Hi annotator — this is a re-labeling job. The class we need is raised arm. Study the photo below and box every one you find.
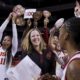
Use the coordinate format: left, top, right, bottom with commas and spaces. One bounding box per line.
11, 14, 18, 56
0, 13, 12, 41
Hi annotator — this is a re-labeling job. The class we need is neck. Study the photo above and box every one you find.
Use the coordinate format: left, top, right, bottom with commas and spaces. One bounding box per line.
33, 45, 42, 54
34, 45, 40, 50
65, 41, 79, 58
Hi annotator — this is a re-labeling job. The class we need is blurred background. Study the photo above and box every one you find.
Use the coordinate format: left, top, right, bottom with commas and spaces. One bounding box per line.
0, 0, 76, 65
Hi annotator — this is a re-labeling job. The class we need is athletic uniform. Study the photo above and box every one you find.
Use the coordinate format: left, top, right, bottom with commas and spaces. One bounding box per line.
0, 47, 7, 80
61, 51, 80, 80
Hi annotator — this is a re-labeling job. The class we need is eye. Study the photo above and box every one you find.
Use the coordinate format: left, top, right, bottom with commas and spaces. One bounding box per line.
37, 34, 40, 37
31, 35, 35, 37
3, 39, 6, 41
8, 40, 10, 41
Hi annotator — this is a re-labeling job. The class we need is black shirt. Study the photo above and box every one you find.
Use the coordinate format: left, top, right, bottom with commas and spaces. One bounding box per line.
27, 48, 56, 75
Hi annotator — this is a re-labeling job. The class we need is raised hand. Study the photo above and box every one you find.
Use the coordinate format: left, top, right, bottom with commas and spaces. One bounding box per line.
8, 12, 13, 20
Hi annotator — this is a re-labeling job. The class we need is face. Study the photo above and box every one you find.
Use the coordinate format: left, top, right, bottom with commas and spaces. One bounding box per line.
74, 1, 80, 17
30, 30, 41, 47
59, 25, 67, 49
52, 36, 58, 44
13, 5, 20, 13
50, 36, 61, 50
13, 5, 24, 16
43, 10, 51, 18
2, 36, 12, 49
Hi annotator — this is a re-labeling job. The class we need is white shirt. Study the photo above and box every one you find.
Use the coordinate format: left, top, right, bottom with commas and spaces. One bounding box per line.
0, 47, 7, 80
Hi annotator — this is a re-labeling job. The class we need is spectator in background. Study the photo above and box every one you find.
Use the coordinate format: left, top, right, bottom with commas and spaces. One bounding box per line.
47, 18, 69, 80
74, 0, 80, 17
21, 28, 55, 75
0, 12, 18, 80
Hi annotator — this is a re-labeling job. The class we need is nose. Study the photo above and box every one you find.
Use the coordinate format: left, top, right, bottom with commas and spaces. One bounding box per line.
34, 36, 38, 39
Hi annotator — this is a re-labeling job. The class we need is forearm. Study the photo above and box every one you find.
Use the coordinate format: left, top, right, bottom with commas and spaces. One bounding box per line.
0, 17, 10, 31
12, 21, 18, 56
0, 17, 10, 41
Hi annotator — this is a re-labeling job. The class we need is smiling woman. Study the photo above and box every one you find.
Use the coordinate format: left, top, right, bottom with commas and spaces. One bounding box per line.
21, 28, 55, 75
21, 28, 46, 52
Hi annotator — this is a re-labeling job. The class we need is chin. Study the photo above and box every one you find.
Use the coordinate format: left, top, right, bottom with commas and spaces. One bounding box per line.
33, 43, 40, 46
32, 41, 40, 46
5, 46, 10, 49
35, 44, 40, 46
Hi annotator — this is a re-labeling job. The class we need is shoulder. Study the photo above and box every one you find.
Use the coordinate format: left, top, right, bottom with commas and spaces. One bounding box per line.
66, 59, 80, 80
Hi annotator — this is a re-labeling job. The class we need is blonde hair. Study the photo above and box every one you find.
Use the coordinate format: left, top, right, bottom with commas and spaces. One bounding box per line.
21, 28, 46, 51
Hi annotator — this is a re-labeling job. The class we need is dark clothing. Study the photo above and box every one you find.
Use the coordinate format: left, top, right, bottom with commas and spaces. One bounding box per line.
42, 27, 50, 45
27, 48, 56, 75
